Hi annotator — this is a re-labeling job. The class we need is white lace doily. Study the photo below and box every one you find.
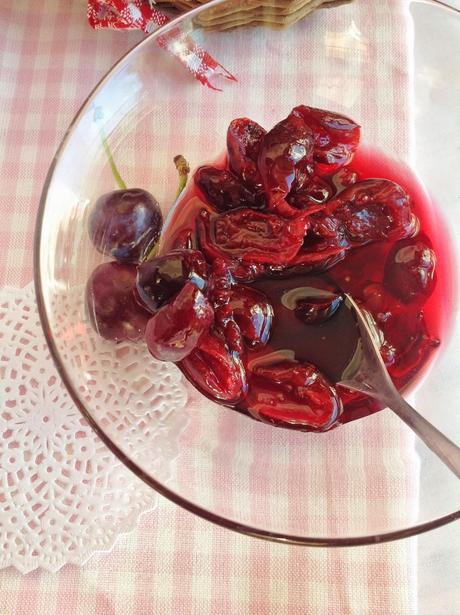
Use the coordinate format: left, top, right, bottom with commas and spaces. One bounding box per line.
0, 282, 188, 573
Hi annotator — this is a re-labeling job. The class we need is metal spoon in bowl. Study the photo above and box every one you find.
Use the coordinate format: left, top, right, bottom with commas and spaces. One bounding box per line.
338, 294, 460, 479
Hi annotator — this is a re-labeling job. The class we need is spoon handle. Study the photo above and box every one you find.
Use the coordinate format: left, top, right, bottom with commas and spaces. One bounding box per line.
384, 393, 460, 479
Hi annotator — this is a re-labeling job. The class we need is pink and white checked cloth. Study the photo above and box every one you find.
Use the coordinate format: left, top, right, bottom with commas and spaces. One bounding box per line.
0, 0, 423, 613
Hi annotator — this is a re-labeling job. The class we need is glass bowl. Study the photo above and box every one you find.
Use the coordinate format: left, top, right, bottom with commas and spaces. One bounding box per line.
35, 0, 460, 545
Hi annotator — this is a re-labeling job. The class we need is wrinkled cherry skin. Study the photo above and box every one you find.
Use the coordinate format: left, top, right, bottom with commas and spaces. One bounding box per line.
284, 214, 348, 271
244, 361, 342, 430
285, 179, 416, 272
330, 179, 418, 244
258, 112, 314, 216
136, 249, 208, 313
197, 208, 308, 266
196, 175, 418, 277
384, 235, 437, 303
227, 118, 266, 188
179, 331, 247, 404
195, 166, 263, 212
86, 261, 150, 342
305, 212, 350, 251
88, 188, 162, 263
292, 105, 360, 169
145, 282, 214, 362
207, 257, 244, 356
229, 285, 273, 347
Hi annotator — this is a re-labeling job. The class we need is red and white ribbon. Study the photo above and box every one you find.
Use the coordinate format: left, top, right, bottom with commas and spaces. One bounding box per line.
88, 0, 236, 90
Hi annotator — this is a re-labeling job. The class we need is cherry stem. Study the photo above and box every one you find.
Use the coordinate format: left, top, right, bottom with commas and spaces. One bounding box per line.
101, 131, 127, 191
143, 154, 190, 263
174, 154, 190, 199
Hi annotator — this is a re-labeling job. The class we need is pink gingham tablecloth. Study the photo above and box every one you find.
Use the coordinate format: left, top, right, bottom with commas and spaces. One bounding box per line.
0, 0, 430, 612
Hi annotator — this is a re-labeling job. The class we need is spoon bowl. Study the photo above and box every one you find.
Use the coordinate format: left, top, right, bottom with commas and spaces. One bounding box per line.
339, 294, 460, 479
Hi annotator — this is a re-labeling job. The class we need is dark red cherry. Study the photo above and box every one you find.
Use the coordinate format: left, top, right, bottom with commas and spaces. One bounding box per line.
145, 282, 214, 362
86, 261, 150, 341
197, 208, 308, 267
136, 249, 208, 313
227, 118, 266, 187
331, 179, 418, 244
179, 331, 247, 404
245, 360, 342, 430
292, 105, 360, 169
88, 188, 162, 263
275, 275, 343, 325
384, 236, 436, 303
294, 291, 343, 324
195, 166, 262, 212
258, 112, 314, 216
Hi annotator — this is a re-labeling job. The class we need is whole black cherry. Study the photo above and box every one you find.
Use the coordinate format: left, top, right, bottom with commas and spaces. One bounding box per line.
88, 188, 163, 264
86, 261, 151, 342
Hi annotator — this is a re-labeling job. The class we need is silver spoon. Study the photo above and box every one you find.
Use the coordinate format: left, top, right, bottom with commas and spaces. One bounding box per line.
338, 294, 460, 479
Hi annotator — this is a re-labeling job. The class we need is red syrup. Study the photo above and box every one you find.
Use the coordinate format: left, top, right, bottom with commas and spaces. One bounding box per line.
160, 146, 454, 429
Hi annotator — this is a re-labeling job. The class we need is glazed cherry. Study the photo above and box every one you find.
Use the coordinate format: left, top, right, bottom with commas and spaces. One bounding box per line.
292, 105, 360, 169
274, 275, 343, 325
258, 112, 314, 216
136, 249, 208, 313
197, 208, 308, 266
294, 291, 343, 325
86, 261, 150, 341
244, 361, 342, 430
145, 282, 214, 362
331, 179, 418, 244
229, 285, 273, 347
88, 188, 162, 263
179, 331, 247, 404
195, 166, 262, 212
384, 236, 436, 303
227, 117, 266, 187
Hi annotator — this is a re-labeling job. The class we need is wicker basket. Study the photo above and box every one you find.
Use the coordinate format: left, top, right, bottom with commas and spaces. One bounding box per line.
154, 0, 351, 30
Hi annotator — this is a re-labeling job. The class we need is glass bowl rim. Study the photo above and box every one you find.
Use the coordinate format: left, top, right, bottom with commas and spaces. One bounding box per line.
34, 0, 460, 547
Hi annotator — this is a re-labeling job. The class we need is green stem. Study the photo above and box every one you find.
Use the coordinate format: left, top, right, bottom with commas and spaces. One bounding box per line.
143, 155, 190, 263
174, 155, 190, 199
101, 131, 127, 190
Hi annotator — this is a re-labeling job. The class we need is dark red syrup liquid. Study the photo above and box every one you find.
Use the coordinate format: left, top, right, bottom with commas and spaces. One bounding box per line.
161, 147, 454, 427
